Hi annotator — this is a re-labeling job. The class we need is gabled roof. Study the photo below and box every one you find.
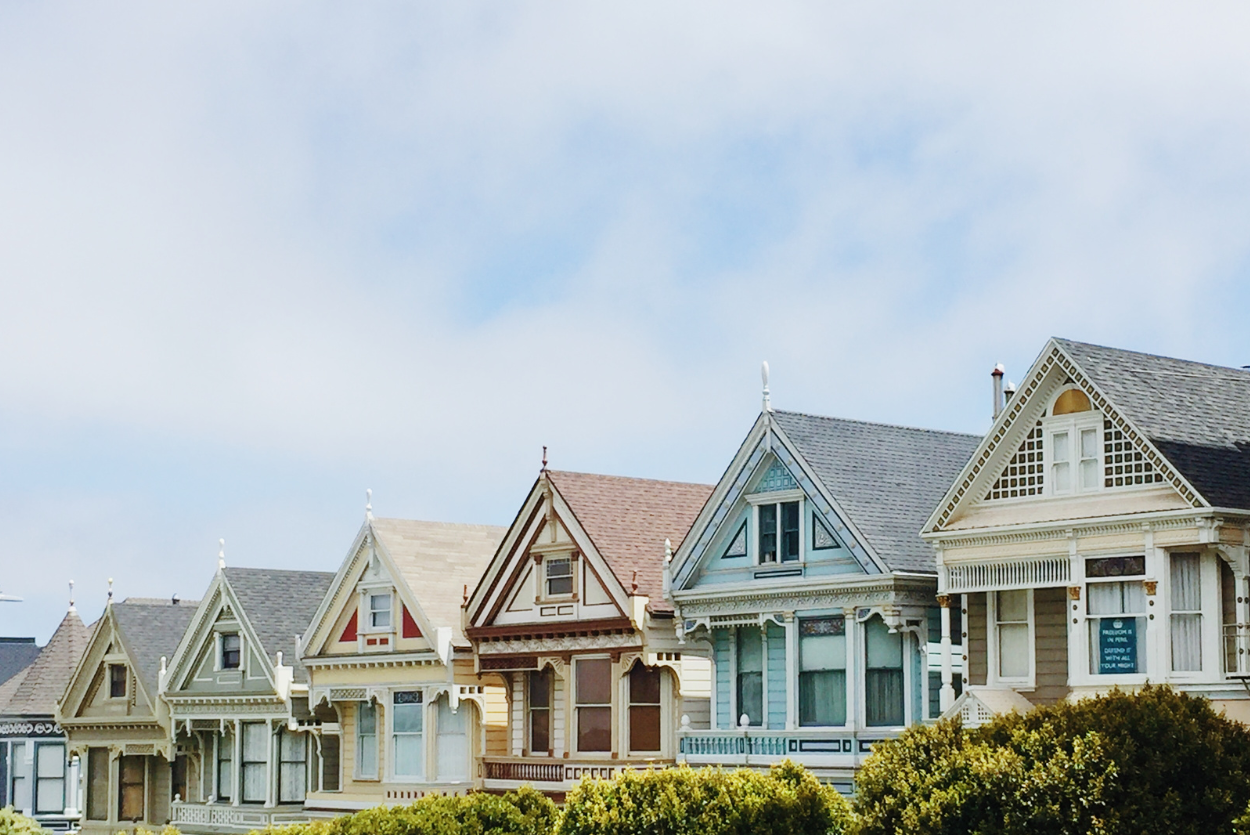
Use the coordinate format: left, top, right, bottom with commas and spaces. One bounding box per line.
1055, 339, 1250, 511
546, 470, 714, 613
111, 598, 199, 699
370, 518, 506, 644
0, 637, 40, 687
222, 568, 334, 683
0, 610, 89, 717
772, 411, 981, 574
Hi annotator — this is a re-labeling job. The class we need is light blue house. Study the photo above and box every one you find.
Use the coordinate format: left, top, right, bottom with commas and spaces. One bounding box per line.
667, 375, 979, 789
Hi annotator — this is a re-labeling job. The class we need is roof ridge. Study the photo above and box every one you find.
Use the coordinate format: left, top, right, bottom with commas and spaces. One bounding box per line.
546, 469, 714, 489
372, 517, 507, 529
772, 409, 982, 439
1054, 337, 1250, 376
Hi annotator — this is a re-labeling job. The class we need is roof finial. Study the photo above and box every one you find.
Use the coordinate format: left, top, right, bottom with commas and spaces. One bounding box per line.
107, 577, 114, 603
541, 445, 548, 473
462, 584, 469, 606
665, 538, 673, 563
631, 570, 639, 595
218, 538, 226, 571
68, 579, 75, 613
365, 488, 373, 521
761, 361, 772, 413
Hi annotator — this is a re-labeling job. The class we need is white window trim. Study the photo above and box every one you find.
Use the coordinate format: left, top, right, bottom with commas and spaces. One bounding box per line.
747, 490, 806, 566
541, 555, 577, 602
356, 585, 395, 636
387, 689, 426, 784
1043, 411, 1102, 498
1165, 550, 1221, 682
986, 589, 1036, 690
1080, 556, 1150, 684
623, 665, 669, 757
354, 700, 380, 781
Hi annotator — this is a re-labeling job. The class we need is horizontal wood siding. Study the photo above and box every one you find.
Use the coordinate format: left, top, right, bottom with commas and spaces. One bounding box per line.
1027, 586, 1070, 705
966, 592, 987, 687
713, 630, 731, 730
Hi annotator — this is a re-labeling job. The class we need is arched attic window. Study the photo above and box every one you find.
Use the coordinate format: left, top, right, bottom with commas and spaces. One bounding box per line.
1052, 388, 1092, 415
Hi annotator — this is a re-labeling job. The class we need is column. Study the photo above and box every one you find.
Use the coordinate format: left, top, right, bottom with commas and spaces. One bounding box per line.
264, 722, 275, 808
938, 595, 955, 711
784, 613, 798, 730
842, 610, 859, 733
231, 720, 241, 807
759, 624, 769, 730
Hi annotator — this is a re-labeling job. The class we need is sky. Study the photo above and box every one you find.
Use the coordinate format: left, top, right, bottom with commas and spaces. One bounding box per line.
3, 3, 1250, 643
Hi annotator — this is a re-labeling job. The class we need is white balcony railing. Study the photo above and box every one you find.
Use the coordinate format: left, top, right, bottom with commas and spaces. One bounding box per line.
677, 727, 898, 770
170, 802, 321, 832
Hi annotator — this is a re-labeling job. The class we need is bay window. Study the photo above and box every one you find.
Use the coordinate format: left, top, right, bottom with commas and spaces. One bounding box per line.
1086, 556, 1146, 675
528, 669, 551, 754
575, 658, 612, 752
735, 628, 763, 726
628, 664, 662, 753
799, 617, 846, 727
392, 691, 423, 780
864, 618, 904, 727
1170, 552, 1202, 673
356, 701, 378, 779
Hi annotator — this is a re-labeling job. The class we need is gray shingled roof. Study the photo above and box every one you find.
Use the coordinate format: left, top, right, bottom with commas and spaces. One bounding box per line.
772, 410, 981, 574
112, 598, 199, 699
0, 638, 40, 687
0, 611, 89, 717
1057, 339, 1250, 511
223, 568, 334, 683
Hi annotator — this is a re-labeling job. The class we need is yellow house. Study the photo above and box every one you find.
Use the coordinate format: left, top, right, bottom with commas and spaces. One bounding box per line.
298, 515, 505, 811
924, 339, 1250, 724
57, 597, 198, 835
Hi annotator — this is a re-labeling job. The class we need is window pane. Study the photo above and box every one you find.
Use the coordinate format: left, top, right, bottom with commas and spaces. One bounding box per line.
577, 706, 612, 752
629, 665, 661, 705
242, 763, 266, 803
737, 671, 763, 726
118, 756, 145, 820
736, 628, 763, 672
87, 748, 109, 821
279, 763, 305, 803
436, 697, 469, 782
998, 623, 1029, 678
1053, 431, 1070, 462
780, 501, 800, 562
242, 722, 267, 762
799, 669, 846, 727
997, 589, 1028, 623
865, 618, 902, 670
629, 705, 661, 752
1080, 458, 1099, 490
110, 665, 127, 698
370, 594, 391, 628
865, 669, 904, 727
36, 744, 64, 779
1171, 553, 1201, 611
530, 708, 550, 753
393, 735, 422, 779
1080, 427, 1098, 459
357, 701, 376, 734
758, 504, 777, 562
576, 659, 612, 706
358, 731, 377, 779
800, 619, 846, 671
280, 730, 306, 763
546, 559, 573, 596
320, 736, 340, 792
1171, 612, 1202, 672
1054, 461, 1071, 492
529, 669, 550, 708
393, 698, 423, 734
1088, 581, 1147, 615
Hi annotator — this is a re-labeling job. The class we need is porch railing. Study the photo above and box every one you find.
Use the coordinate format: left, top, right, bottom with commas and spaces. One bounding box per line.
677, 727, 894, 768
170, 802, 320, 832
481, 757, 669, 788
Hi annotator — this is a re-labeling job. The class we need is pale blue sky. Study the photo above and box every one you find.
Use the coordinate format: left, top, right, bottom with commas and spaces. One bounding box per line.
3, 3, 1250, 642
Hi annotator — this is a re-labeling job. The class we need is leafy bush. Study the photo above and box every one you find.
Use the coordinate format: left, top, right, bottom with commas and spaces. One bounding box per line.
856, 685, 1250, 835
254, 788, 558, 835
557, 760, 854, 835
0, 808, 44, 835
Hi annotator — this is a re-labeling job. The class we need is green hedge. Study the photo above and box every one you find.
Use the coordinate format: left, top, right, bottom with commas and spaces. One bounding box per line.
854, 685, 1250, 835
254, 788, 558, 835
0, 808, 44, 835
557, 761, 854, 835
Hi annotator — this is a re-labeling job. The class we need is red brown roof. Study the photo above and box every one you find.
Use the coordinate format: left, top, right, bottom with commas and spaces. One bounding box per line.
545, 470, 713, 614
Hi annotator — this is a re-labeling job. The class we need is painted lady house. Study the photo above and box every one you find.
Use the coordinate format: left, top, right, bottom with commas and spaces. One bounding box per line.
163, 559, 334, 833
297, 511, 506, 810
925, 340, 1250, 725
667, 369, 980, 789
57, 594, 197, 835
464, 468, 713, 798
0, 599, 89, 829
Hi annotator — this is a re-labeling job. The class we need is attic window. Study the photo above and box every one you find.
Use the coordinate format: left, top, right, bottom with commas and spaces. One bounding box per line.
1103, 420, 1165, 487
221, 634, 241, 670
546, 558, 573, 597
369, 594, 392, 629
109, 664, 126, 698
1052, 389, 1092, 415
985, 423, 1044, 501
759, 501, 800, 564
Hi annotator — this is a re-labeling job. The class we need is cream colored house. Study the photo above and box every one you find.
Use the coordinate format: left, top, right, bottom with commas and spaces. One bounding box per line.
924, 339, 1250, 724
298, 516, 506, 811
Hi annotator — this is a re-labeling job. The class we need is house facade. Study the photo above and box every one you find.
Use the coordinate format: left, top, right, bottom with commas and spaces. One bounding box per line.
298, 517, 506, 810
464, 469, 714, 798
924, 339, 1250, 724
667, 395, 979, 790
164, 566, 335, 834
57, 597, 197, 835
0, 608, 89, 830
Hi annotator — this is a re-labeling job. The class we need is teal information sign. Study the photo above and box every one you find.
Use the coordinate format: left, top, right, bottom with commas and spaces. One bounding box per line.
1098, 617, 1139, 674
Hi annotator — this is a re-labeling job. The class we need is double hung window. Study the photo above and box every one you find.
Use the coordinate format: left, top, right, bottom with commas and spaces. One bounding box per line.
356, 701, 378, 779
10, 743, 29, 812
1170, 552, 1203, 673
109, 664, 127, 698
1086, 556, 1147, 675
575, 659, 612, 752
735, 628, 763, 726
758, 501, 800, 563
546, 558, 573, 597
995, 590, 1031, 680
216, 731, 233, 801
799, 617, 847, 727
278, 730, 306, 803
369, 594, 391, 629
628, 665, 662, 753
240, 722, 267, 803
221, 634, 241, 669
34, 743, 65, 814
435, 695, 469, 781
528, 669, 551, 754
864, 618, 904, 727
392, 691, 424, 780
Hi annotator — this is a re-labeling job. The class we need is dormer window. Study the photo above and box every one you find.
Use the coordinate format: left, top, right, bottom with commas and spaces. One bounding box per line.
109, 664, 126, 698
546, 558, 573, 597
221, 634, 241, 669
758, 501, 800, 564
369, 593, 392, 629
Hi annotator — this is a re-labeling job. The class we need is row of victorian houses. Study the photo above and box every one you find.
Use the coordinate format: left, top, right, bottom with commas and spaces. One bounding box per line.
3, 337, 1250, 833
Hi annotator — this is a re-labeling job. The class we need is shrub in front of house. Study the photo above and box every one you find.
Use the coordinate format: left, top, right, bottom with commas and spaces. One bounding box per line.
855, 684, 1250, 835
253, 787, 559, 835
0, 808, 45, 835
557, 760, 855, 835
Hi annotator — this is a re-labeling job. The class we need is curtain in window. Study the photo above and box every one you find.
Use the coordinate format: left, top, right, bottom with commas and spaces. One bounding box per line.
628, 665, 662, 752
865, 618, 904, 727
799, 618, 846, 726
217, 732, 233, 801
392, 693, 424, 780
1171, 553, 1202, 672
1088, 580, 1146, 674
278, 731, 306, 804
996, 590, 1030, 679
435, 695, 469, 782
529, 669, 551, 753
356, 702, 378, 779
736, 628, 764, 726
117, 756, 145, 821
86, 748, 108, 821
35, 743, 65, 814
241, 722, 267, 803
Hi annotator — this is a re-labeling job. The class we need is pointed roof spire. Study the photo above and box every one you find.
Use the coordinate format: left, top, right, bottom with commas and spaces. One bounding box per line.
762, 361, 773, 413
541, 445, 548, 473
366, 488, 374, 521
218, 538, 226, 571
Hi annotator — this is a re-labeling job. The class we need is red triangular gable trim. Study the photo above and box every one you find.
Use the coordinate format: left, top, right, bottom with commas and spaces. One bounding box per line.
339, 609, 358, 643
402, 606, 421, 639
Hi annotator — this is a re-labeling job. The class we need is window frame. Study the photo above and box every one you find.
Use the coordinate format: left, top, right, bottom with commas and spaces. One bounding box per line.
355, 700, 379, 780
798, 616, 848, 728
220, 633, 242, 670
626, 663, 663, 755
389, 690, 424, 782
527, 668, 552, 756
544, 557, 575, 599
987, 588, 1036, 689
239, 721, 268, 804
108, 664, 127, 699
278, 729, 307, 804
574, 656, 613, 755
747, 490, 805, 566
33, 741, 66, 815
1083, 555, 1149, 680
216, 730, 234, 802
117, 754, 146, 822
368, 592, 393, 631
